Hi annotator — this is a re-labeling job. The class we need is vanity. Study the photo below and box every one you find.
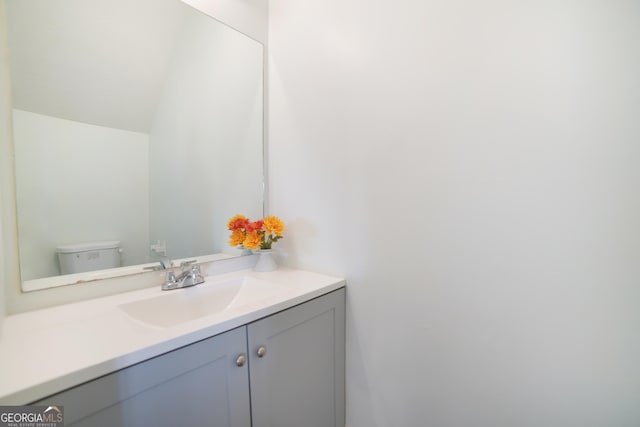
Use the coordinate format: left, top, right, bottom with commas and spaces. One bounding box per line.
0, 268, 345, 427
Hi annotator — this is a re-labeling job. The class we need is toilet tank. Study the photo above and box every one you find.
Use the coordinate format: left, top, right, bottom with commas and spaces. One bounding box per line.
56, 241, 122, 275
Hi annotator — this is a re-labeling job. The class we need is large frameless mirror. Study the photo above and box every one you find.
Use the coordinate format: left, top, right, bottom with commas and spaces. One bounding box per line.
4, 0, 264, 291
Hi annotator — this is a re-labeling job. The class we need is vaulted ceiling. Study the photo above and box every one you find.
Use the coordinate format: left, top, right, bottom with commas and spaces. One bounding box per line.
6, 0, 191, 133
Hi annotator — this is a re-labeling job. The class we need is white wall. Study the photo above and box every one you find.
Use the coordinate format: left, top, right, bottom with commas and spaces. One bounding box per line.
268, 1, 640, 426
12, 109, 150, 280
149, 8, 263, 260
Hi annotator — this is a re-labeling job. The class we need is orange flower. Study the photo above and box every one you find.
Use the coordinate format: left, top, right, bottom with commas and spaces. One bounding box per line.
246, 220, 264, 232
227, 214, 249, 231
228, 229, 245, 246
242, 230, 261, 250
262, 216, 285, 236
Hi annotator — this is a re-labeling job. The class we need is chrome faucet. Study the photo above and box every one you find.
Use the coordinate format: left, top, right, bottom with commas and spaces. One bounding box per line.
161, 260, 205, 291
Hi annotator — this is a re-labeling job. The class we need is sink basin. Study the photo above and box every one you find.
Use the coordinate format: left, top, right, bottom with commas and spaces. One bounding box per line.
119, 276, 286, 328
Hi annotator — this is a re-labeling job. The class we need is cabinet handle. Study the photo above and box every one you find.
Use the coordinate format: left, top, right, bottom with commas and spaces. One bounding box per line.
236, 353, 247, 367
257, 346, 267, 358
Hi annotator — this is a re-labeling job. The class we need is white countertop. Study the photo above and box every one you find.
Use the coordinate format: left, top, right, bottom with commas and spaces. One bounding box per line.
0, 268, 345, 404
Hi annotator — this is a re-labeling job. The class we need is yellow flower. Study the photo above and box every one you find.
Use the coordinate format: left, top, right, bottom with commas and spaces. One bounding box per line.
262, 216, 285, 236
243, 230, 261, 250
228, 229, 245, 246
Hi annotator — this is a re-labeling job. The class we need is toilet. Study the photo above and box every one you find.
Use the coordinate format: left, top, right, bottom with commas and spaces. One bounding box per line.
56, 241, 122, 275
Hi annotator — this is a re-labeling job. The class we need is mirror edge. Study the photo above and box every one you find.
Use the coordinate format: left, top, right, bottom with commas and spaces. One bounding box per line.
1, 0, 22, 312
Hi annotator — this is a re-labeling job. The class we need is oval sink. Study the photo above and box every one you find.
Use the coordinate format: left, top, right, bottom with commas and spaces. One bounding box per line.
118, 276, 286, 328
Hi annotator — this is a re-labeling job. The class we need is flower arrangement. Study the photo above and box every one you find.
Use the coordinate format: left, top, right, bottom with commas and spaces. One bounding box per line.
227, 214, 285, 250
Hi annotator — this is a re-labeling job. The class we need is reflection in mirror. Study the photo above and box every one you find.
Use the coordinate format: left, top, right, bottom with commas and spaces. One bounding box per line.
6, 0, 264, 291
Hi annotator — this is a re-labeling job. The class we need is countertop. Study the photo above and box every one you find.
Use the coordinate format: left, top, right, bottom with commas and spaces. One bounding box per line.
0, 268, 345, 404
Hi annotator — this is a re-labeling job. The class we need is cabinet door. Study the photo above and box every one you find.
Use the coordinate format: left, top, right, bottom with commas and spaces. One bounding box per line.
34, 327, 251, 427
248, 289, 345, 427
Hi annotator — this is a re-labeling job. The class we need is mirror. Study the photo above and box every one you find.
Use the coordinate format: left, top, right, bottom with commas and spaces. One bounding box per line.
5, 0, 264, 291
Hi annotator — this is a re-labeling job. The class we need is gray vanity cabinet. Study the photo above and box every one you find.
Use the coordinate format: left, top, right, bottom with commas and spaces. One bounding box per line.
34, 326, 251, 427
33, 288, 345, 427
247, 288, 345, 427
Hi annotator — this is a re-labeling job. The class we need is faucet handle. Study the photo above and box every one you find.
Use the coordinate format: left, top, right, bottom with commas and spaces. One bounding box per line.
189, 265, 200, 277
190, 265, 205, 284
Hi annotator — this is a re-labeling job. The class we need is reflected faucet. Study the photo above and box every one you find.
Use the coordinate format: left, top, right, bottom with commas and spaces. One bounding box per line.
144, 257, 173, 271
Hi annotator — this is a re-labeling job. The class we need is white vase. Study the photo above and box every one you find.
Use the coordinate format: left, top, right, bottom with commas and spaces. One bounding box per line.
237, 245, 253, 256
254, 249, 277, 272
